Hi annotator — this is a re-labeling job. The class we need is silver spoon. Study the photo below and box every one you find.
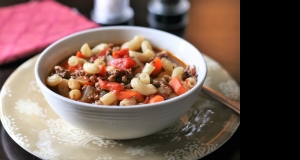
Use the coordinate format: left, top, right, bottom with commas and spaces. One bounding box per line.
201, 85, 240, 115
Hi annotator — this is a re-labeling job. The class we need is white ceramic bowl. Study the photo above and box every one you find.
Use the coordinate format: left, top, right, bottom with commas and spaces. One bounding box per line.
34, 26, 207, 140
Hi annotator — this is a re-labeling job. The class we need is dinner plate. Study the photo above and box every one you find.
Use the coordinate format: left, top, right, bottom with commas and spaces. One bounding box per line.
0, 54, 240, 160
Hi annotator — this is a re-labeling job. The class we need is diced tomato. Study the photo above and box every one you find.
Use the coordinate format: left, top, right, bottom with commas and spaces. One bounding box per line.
169, 76, 187, 95
116, 89, 145, 102
112, 48, 130, 58
98, 79, 124, 93
90, 48, 108, 61
107, 57, 136, 69
97, 48, 108, 57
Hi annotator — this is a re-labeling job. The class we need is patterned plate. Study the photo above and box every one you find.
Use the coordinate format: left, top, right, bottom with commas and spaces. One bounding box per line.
0, 54, 240, 160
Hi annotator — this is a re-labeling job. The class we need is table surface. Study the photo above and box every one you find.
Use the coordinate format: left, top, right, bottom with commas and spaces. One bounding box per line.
0, 0, 240, 159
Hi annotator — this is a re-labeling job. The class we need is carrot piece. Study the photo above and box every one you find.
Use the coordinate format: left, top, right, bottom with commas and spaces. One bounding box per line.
76, 51, 85, 58
116, 89, 145, 102
149, 95, 164, 104
169, 76, 187, 95
112, 51, 117, 58
97, 65, 106, 77
150, 57, 163, 76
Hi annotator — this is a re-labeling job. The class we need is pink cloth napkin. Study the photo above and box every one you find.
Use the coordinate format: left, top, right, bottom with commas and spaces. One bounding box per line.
0, 0, 99, 65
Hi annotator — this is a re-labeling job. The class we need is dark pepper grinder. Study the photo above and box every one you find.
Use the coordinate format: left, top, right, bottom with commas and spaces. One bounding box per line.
147, 0, 190, 37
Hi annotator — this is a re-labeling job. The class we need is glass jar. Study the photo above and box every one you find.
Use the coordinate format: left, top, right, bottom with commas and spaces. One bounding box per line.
147, 0, 190, 37
91, 0, 134, 26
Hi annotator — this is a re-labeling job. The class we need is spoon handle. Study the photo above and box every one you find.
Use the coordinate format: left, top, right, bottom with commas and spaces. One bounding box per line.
201, 85, 240, 115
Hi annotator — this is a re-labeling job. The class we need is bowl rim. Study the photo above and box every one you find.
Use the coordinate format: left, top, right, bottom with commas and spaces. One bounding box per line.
34, 26, 207, 110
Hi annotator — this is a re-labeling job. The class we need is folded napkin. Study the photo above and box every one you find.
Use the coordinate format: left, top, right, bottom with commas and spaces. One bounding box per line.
0, 0, 99, 65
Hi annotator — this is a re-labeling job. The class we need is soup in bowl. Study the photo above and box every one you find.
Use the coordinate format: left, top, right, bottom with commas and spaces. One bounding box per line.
34, 26, 207, 140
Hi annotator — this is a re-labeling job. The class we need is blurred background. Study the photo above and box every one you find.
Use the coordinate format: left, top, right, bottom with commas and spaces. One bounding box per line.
0, 0, 240, 84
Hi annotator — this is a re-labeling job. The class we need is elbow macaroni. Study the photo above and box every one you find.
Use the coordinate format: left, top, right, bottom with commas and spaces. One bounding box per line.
129, 50, 155, 62
83, 62, 100, 74
80, 43, 93, 58
129, 40, 155, 62
119, 97, 137, 106
69, 89, 82, 100
121, 36, 144, 51
141, 40, 153, 53
131, 78, 157, 96
141, 63, 155, 75
185, 77, 197, 89
68, 78, 81, 90
162, 58, 177, 73
68, 56, 86, 67
171, 67, 184, 81
100, 92, 117, 105
46, 74, 62, 86
91, 43, 108, 55
138, 72, 150, 84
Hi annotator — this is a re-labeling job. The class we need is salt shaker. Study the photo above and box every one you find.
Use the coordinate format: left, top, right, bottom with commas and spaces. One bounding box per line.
91, 0, 134, 26
147, 0, 190, 37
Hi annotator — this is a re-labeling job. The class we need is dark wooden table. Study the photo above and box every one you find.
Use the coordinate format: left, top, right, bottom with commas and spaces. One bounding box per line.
0, 0, 240, 159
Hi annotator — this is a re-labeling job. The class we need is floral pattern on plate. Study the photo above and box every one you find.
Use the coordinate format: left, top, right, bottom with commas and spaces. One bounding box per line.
0, 54, 240, 160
